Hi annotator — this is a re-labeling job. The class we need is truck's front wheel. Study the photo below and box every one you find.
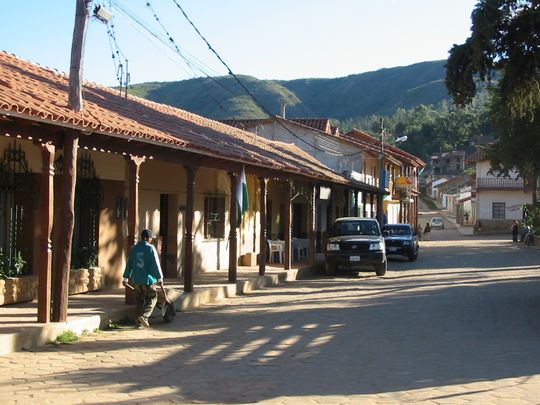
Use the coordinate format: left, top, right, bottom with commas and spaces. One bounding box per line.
375, 260, 387, 276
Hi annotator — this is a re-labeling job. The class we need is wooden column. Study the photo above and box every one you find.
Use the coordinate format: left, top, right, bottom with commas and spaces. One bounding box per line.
308, 184, 317, 265
228, 172, 238, 284
284, 180, 292, 270
125, 156, 144, 304
370, 193, 375, 218
127, 156, 145, 248
353, 190, 359, 217
328, 186, 334, 227
51, 131, 79, 322
258, 177, 268, 276
184, 166, 196, 293
362, 192, 367, 217
38, 143, 55, 323
344, 189, 350, 217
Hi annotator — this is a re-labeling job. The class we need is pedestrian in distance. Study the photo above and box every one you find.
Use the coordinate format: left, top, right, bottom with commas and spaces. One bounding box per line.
512, 220, 519, 242
423, 223, 431, 241
123, 229, 169, 328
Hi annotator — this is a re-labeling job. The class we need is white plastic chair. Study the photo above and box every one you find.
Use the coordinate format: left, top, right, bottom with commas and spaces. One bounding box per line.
268, 240, 284, 263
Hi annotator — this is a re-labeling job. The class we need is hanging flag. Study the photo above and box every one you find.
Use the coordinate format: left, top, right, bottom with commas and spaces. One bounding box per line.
236, 166, 249, 227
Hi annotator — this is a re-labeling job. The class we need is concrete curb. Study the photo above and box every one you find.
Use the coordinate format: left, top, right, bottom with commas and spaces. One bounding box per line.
0, 266, 321, 355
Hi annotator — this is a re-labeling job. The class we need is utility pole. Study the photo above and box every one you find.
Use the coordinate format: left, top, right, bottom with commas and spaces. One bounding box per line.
68, 0, 91, 111
52, 0, 91, 322
377, 118, 385, 226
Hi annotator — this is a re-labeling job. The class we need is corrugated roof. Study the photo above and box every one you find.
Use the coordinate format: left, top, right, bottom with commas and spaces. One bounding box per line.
0, 51, 347, 184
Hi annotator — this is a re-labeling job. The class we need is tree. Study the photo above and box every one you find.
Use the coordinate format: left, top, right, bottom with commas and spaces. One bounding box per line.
446, 0, 540, 119
486, 101, 540, 203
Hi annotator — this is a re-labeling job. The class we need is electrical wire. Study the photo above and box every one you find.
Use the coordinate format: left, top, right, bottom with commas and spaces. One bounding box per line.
171, 0, 362, 157
108, 0, 238, 117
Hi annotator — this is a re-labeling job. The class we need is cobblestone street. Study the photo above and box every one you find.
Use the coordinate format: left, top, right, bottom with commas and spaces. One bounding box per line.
2, 223, 540, 404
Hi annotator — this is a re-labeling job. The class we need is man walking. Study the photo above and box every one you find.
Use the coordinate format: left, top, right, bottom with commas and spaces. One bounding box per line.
123, 229, 168, 328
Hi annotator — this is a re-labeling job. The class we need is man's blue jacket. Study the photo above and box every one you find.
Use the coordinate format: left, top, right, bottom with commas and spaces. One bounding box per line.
123, 240, 164, 285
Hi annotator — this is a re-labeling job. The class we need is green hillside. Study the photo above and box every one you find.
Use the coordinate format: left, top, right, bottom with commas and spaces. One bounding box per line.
128, 60, 449, 121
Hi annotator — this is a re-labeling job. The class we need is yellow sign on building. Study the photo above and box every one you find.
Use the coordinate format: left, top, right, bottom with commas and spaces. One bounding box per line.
394, 176, 414, 189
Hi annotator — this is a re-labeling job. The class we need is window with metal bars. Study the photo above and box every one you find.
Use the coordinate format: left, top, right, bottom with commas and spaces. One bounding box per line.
0, 141, 36, 276
204, 196, 225, 239
492, 202, 506, 219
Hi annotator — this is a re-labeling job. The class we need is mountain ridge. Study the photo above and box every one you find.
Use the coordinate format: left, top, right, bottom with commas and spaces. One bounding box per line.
128, 59, 449, 122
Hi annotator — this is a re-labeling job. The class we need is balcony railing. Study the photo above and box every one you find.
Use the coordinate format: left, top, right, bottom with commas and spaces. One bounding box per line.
476, 177, 524, 190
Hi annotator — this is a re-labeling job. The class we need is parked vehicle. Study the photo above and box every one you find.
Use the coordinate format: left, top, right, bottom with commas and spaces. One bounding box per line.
430, 216, 445, 229
323, 217, 387, 276
382, 224, 419, 261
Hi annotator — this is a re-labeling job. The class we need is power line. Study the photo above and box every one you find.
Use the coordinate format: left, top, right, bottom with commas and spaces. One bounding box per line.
171, 0, 362, 157
108, 0, 238, 117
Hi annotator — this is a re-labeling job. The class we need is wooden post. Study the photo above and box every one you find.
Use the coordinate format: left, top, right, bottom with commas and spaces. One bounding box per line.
284, 180, 292, 270
125, 156, 144, 304
258, 177, 268, 276
308, 183, 317, 265
68, 0, 91, 111
344, 189, 350, 217
127, 156, 145, 247
37, 143, 55, 323
228, 172, 238, 284
353, 190, 359, 217
51, 132, 78, 322
184, 166, 196, 293
370, 193, 375, 218
362, 192, 367, 217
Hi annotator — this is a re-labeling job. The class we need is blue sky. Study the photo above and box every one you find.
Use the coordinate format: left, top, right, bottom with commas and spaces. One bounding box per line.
1, 0, 478, 86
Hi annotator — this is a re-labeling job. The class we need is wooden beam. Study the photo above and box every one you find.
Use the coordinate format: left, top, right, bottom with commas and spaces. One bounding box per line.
37, 143, 55, 323
228, 172, 238, 284
258, 177, 268, 276
184, 165, 197, 293
51, 131, 79, 322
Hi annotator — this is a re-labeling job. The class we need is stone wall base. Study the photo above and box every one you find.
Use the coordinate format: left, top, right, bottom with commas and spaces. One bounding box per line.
0, 267, 103, 306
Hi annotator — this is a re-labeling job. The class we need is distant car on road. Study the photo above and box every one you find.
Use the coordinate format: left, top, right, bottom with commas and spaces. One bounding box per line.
323, 217, 387, 276
382, 224, 419, 261
430, 216, 445, 229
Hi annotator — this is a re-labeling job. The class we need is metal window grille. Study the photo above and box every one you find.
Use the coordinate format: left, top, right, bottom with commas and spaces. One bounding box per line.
204, 196, 225, 239
492, 202, 506, 220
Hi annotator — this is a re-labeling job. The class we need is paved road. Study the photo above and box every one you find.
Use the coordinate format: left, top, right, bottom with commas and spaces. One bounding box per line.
2, 224, 540, 404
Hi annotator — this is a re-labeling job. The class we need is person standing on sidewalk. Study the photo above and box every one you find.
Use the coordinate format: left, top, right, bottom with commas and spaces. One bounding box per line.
423, 223, 431, 241
512, 220, 519, 242
123, 229, 168, 328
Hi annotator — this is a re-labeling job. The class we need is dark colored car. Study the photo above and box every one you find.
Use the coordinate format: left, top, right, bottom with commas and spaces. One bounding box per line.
323, 217, 387, 276
382, 224, 419, 261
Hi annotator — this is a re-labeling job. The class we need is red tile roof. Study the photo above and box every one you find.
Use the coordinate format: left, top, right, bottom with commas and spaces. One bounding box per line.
0, 51, 347, 184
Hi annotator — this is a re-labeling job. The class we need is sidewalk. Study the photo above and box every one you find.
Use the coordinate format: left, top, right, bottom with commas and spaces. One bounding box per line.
419, 197, 474, 236
443, 213, 474, 236
0, 263, 322, 356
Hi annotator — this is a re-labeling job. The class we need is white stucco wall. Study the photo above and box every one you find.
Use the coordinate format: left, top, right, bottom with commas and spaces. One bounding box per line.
255, 121, 364, 175
476, 190, 532, 220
